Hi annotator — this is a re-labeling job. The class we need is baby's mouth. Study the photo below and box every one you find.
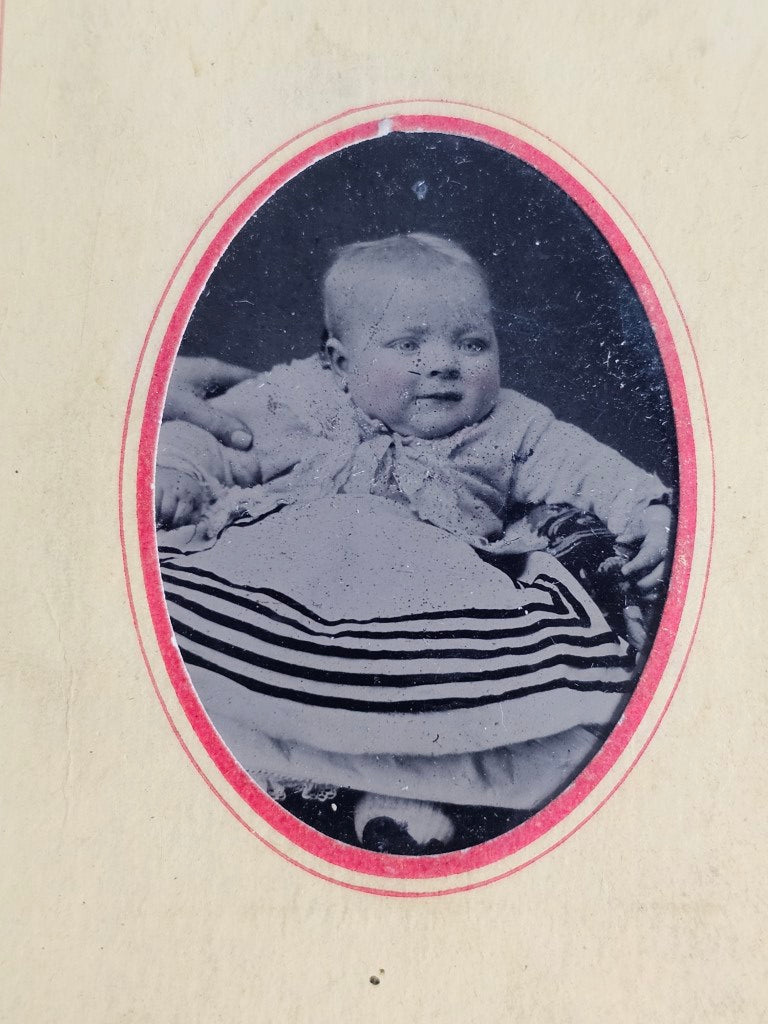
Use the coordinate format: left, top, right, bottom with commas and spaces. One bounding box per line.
416, 392, 463, 403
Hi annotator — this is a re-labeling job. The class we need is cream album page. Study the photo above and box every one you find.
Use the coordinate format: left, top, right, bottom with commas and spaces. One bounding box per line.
1, 2, 765, 1022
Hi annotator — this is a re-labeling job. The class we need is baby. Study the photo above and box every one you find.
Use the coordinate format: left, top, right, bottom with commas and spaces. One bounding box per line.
156, 233, 672, 852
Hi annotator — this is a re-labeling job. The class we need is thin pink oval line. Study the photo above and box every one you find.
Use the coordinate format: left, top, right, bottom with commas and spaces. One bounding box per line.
129, 115, 699, 879
120, 102, 713, 894
140, 118, 692, 874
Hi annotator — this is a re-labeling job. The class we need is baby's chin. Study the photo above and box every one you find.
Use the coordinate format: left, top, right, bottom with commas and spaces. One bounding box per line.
399, 406, 488, 440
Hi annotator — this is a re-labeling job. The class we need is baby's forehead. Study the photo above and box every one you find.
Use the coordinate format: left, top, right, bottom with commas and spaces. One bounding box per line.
343, 255, 492, 312
352, 248, 481, 281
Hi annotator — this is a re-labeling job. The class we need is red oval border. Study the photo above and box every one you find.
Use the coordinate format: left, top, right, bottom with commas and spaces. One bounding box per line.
120, 104, 714, 895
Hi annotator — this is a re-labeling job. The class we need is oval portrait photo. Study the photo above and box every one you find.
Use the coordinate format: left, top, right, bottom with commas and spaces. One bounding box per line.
122, 106, 711, 893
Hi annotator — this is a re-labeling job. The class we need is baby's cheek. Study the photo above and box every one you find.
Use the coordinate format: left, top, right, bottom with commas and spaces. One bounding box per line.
372, 366, 412, 403
466, 364, 500, 401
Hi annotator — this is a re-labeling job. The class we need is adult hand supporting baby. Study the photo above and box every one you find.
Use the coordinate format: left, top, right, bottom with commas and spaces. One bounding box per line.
163, 356, 255, 450
618, 503, 674, 595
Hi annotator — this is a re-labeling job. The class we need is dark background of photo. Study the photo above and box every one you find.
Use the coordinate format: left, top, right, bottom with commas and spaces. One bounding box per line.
179, 132, 677, 485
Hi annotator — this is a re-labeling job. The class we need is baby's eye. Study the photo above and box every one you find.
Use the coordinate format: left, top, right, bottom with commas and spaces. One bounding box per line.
392, 338, 420, 353
458, 336, 489, 353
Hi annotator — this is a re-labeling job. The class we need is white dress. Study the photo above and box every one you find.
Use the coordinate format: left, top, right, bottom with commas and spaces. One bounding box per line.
157, 356, 668, 809
159, 495, 636, 809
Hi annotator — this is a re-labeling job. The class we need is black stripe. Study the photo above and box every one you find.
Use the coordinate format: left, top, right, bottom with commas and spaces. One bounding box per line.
160, 561, 572, 625
161, 571, 588, 642
165, 589, 614, 664
170, 615, 634, 688
179, 647, 635, 713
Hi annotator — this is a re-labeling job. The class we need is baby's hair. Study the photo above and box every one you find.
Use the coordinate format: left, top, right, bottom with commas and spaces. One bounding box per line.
322, 233, 488, 344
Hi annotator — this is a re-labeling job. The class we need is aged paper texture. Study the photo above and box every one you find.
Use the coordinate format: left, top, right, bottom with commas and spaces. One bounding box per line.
1, 2, 765, 1021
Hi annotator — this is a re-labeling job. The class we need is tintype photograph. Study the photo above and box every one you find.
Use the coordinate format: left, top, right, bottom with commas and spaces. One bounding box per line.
154, 131, 677, 856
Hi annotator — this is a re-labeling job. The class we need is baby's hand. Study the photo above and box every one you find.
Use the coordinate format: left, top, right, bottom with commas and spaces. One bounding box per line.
155, 467, 208, 529
618, 503, 673, 595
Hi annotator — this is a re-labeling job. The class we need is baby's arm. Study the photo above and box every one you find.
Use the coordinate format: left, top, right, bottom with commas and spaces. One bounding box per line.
512, 411, 673, 592
614, 501, 673, 592
155, 413, 263, 528
155, 464, 209, 530
155, 370, 327, 528
154, 377, 274, 528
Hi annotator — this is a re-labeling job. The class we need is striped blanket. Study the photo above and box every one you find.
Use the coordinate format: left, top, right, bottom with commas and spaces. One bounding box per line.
158, 495, 636, 809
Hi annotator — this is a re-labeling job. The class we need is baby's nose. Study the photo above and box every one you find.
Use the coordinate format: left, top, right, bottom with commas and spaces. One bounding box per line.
424, 341, 460, 377
427, 364, 460, 379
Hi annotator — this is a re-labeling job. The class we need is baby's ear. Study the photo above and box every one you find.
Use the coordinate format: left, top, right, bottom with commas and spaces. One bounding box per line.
325, 336, 348, 377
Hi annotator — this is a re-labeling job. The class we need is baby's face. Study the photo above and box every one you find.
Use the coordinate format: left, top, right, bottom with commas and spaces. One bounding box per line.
331, 261, 501, 439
